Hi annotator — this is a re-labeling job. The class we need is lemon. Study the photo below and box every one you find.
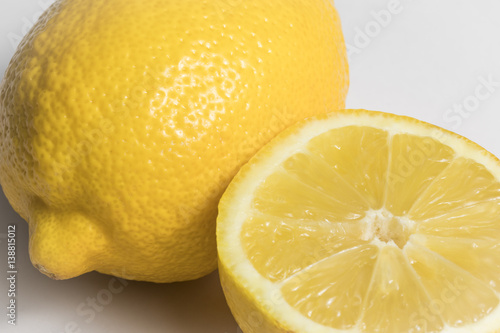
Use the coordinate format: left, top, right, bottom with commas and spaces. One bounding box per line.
0, 0, 348, 282
217, 110, 500, 332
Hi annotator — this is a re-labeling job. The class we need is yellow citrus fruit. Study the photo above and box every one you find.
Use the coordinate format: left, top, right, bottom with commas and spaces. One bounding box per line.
217, 110, 500, 332
0, 0, 348, 282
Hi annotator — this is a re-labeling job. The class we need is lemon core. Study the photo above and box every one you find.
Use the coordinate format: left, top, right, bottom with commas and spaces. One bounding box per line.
361, 209, 416, 249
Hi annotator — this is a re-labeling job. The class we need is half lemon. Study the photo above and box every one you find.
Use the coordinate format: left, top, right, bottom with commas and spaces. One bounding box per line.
217, 109, 500, 333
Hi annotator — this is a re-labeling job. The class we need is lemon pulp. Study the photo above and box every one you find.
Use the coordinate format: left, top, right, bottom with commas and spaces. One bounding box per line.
218, 110, 500, 332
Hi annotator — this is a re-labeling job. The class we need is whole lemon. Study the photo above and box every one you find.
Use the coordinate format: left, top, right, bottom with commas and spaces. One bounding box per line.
0, 0, 348, 282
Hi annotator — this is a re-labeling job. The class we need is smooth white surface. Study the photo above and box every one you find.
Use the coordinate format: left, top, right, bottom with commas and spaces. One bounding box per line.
1, 1, 500, 332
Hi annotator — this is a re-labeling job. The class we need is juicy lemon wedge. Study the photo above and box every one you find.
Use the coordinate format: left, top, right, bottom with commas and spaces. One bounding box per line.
217, 110, 500, 333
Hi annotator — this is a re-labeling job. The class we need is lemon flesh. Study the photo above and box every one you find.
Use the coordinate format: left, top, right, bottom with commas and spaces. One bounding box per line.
0, 0, 348, 282
217, 110, 500, 332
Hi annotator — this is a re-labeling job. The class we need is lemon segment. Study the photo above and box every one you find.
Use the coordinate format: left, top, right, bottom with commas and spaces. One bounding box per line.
307, 126, 390, 209
405, 241, 499, 327
281, 245, 378, 329
252, 163, 368, 223
416, 201, 500, 240
242, 214, 367, 282
385, 134, 455, 216
412, 235, 500, 294
408, 157, 500, 221
359, 245, 444, 332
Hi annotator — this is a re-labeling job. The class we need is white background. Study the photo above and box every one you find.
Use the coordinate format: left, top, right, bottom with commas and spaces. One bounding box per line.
1, 1, 500, 332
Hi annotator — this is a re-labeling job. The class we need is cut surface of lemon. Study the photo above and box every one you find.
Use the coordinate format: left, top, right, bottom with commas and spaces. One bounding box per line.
217, 110, 500, 333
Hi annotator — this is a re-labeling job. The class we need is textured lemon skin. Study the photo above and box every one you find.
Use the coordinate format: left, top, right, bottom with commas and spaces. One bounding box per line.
0, 0, 348, 282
